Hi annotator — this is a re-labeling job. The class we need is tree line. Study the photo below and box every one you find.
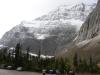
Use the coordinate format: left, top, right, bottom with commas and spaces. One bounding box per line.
0, 43, 100, 74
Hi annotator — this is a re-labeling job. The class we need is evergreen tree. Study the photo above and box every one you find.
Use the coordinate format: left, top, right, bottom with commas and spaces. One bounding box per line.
58, 58, 66, 74
38, 49, 41, 59
88, 56, 98, 73
26, 47, 30, 61
82, 59, 88, 72
73, 53, 78, 71
25, 47, 31, 70
14, 43, 22, 67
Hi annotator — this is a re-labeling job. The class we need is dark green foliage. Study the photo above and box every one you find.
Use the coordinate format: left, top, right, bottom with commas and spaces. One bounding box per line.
77, 59, 88, 72
72, 53, 100, 73
55, 58, 71, 74
73, 53, 78, 71
0, 44, 100, 74
14, 43, 22, 67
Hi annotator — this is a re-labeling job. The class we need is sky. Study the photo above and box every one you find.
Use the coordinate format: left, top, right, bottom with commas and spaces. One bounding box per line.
0, 0, 97, 39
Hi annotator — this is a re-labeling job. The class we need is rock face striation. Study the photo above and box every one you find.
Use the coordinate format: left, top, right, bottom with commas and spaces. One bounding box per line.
76, 0, 100, 42
58, 1, 100, 60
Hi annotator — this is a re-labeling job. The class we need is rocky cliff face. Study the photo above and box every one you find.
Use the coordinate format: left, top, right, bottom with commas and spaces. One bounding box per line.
58, 1, 100, 60
75, 1, 100, 42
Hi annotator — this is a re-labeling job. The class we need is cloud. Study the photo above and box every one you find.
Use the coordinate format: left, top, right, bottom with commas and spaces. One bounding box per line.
34, 33, 50, 40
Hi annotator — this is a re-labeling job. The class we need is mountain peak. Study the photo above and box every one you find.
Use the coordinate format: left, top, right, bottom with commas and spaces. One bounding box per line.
0, 2, 96, 55
36, 3, 96, 21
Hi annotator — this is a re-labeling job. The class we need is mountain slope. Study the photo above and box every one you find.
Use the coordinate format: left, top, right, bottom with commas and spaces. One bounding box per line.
0, 3, 96, 55
75, 2, 100, 42
58, 1, 100, 61
59, 35, 100, 61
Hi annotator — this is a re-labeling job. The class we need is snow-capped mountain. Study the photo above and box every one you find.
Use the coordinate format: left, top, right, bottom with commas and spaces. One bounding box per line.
0, 3, 96, 55
35, 3, 96, 29
36, 3, 95, 20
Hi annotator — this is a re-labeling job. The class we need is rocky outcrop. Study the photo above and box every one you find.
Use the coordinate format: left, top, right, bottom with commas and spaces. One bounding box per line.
58, 1, 100, 61
75, 1, 100, 42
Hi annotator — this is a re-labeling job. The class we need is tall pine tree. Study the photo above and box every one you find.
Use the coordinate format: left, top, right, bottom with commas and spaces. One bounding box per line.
14, 43, 22, 67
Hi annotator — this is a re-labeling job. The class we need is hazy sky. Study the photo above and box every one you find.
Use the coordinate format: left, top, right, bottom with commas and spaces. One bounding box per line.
0, 0, 97, 38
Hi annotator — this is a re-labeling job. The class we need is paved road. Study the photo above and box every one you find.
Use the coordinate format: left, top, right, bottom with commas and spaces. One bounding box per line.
0, 69, 54, 75
0, 69, 99, 75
